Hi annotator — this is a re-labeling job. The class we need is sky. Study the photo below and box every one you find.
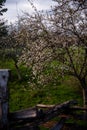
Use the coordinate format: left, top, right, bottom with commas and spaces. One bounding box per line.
3, 0, 56, 24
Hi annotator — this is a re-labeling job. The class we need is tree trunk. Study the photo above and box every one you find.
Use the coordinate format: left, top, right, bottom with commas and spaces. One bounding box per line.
14, 62, 22, 81
82, 88, 87, 119
82, 88, 87, 107
80, 78, 87, 119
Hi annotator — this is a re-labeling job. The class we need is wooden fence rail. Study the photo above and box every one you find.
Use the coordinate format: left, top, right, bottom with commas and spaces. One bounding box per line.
0, 69, 86, 130
9, 100, 77, 127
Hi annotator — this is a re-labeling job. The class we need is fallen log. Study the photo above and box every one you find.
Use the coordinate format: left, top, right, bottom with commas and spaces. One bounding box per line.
70, 106, 87, 111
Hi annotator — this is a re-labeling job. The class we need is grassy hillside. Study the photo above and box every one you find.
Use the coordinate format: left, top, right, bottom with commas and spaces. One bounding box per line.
0, 60, 83, 112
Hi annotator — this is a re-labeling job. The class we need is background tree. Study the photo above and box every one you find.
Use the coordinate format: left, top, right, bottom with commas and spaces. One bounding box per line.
0, 22, 26, 81
0, 0, 8, 50
0, 1, 23, 80
0, 0, 7, 15
0, 0, 7, 37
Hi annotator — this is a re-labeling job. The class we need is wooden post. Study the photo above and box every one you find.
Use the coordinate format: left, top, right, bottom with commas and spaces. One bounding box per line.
0, 69, 10, 129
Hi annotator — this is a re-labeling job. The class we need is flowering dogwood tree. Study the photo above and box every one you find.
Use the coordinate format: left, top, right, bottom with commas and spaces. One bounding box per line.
16, 0, 87, 111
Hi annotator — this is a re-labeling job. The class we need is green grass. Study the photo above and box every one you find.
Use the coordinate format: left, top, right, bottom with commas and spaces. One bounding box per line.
0, 59, 83, 112
8, 75, 82, 111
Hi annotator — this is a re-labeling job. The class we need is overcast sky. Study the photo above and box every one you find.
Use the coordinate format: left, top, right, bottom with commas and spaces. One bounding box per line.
3, 0, 56, 24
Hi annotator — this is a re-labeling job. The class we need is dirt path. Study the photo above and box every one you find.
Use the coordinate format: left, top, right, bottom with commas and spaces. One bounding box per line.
42, 121, 87, 130
62, 123, 87, 130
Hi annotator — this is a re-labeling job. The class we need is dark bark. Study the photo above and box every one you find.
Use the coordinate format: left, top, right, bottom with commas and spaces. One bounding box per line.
14, 62, 22, 81
79, 77, 87, 119
79, 78, 87, 107
82, 88, 87, 108
82, 88, 87, 120
80, 78, 87, 89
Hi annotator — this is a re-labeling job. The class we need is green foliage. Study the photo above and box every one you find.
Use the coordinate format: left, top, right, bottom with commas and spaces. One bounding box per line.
62, 46, 86, 76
